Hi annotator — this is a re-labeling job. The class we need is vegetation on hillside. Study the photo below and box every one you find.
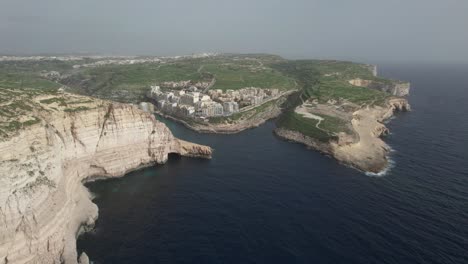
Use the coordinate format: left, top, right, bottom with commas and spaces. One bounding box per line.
60, 55, 296, 102
271, 60, 391, 105
0, 54, 405, 141
272, 60, 401, 141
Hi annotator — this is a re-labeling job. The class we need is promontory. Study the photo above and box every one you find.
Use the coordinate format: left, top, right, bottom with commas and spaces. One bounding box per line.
0, 86, 211, 263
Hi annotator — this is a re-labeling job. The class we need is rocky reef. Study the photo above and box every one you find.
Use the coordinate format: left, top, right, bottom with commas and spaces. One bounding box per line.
0, 95, 211, 264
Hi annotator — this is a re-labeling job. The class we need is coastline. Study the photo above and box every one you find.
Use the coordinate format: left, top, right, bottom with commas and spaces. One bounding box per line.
153, 95, 287, 134
0, 101, 211, 264
154, 109, 281, 134
274, 98, 411, 173
155, 93, 410, 174
0, 54, 414, 263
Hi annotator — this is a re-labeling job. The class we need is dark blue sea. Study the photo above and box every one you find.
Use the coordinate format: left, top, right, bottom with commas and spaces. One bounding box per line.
77, 64, 468, 264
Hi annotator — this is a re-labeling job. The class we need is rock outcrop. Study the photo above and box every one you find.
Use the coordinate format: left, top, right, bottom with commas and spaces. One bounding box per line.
349, 78, 410, 97
275, 98, 411, 173
331, 100, 410, 173
0, 100, 211, 264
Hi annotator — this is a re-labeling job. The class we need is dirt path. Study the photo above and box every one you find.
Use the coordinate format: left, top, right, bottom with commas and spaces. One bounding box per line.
294, 105, 330, 134
197, 65, 204, 73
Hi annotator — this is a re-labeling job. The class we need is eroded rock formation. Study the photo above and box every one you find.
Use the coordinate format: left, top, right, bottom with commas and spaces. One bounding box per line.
349, 78, 410, 97
0, 101, 211, 264
275, 98, 411, 173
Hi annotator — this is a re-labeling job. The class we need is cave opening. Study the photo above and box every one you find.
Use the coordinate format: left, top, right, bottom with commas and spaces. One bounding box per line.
167, 152, 182, 162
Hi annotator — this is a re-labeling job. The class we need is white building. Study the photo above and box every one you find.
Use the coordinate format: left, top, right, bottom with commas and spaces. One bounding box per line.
198, 101, 224, 117
200, 95, 211, 102
180, 93, 200, 106
178, 90, 186, 96
222, 101, 239, 114
169, 95, 180, 104
179, 105, 196, 117
164, 92, 174, 101
148, 85, 161, 98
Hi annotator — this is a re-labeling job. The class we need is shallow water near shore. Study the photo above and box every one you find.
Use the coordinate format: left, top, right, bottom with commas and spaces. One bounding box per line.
78, 64, 468, 264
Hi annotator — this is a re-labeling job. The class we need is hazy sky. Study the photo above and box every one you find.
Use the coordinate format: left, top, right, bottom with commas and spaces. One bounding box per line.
1, 0, 467, 63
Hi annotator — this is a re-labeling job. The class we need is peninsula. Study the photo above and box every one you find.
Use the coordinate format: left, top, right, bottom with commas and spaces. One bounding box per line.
140, 56, 410, 173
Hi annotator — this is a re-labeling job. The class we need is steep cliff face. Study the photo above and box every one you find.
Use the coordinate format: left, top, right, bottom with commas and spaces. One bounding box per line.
332, 98, 411, 173
349, 78, 410, 97
0, 100, 211, 264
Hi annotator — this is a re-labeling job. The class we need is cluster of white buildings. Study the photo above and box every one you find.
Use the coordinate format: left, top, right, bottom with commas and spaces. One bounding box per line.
148, 86, 239, 118
160, 80, 213, 90
0, 52, 218, 66
148, 85, 282, 119
208, 87, 280, 108
72, 57, 164, 69
0, 55, 86, 62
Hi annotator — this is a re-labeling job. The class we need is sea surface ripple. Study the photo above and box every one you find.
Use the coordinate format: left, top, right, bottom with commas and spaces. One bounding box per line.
78, 64, 468, 264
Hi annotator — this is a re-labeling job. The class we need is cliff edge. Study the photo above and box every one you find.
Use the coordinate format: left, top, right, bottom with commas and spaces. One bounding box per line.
275, 98, 410, 173
0, 93, 211, 264
272, 61, 411, 173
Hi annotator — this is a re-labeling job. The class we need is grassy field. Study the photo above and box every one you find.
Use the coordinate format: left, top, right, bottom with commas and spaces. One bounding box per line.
62, 62, 204, 102
277, 112, 334, 142
314, 78, 389, 106
271, 59, 407, 142
0, 87, 46, 137
277, 111, 352, 142
0, 54, 404, 140
202, 62, 295, 91
272, 60, 392, 106
0, 59, 96, 137
0, 60, 83, 74
0, 68, 61, 133
61, 55, 296, 102
0, 68, 61, 138
0, 72, 60, 91
0, 58, 203, 103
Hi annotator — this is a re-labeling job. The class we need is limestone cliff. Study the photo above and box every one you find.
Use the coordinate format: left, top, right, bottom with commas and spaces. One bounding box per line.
0, 96, 211, 264
275, 98, 410, 173
349, 78, 410, 97
332, 98, 410, 172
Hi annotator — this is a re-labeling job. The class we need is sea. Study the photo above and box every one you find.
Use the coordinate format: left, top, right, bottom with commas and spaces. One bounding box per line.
77, 64, 468, 264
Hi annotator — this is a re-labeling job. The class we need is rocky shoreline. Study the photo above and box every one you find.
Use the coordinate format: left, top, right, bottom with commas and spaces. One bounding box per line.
154, 91, 410, 174
274, 98, 411, 173
0, 98, 211, 264
0, 55, 412, 263
155, 95, 410, 174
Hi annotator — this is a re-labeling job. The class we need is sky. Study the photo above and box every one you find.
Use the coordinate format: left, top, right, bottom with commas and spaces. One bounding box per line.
1, 0, 467, 63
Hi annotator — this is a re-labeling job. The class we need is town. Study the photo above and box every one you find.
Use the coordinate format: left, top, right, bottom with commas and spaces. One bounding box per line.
0, 53, 217, 67
147, 84, 281, 120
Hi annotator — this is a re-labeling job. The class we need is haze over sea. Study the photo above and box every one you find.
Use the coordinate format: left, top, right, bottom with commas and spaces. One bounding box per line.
78, 63, 468, 264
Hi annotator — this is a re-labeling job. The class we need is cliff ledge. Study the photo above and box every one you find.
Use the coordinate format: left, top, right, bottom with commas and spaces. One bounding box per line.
0, 93, 211, 264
